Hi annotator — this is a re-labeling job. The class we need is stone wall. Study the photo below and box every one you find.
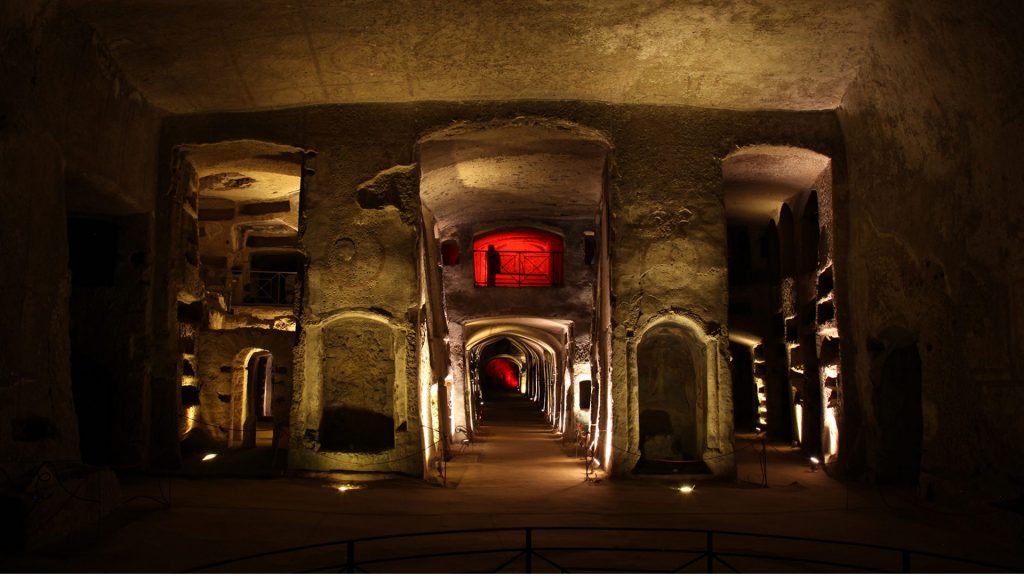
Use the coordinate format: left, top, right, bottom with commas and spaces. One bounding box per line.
0, 1, 161, 549
161, 102, 844, 478
1, 1, 161, 480
838, 0, 1024, 496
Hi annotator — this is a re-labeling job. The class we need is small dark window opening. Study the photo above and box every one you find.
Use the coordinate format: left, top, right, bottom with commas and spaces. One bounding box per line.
583, 232, 597, 266
249, 353, 273, 420
578, 379, 593, 410
473, 230, 564, 287
727, 225, 753, 286
441, 239, 460, 266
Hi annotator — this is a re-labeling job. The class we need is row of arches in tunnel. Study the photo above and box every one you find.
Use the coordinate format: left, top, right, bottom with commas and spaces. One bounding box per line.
724, 147, 839, 461
55, 121, 924, 485
723, 146, 923, 482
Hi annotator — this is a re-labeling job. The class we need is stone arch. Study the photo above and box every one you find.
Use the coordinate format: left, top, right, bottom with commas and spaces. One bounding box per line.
316, 313, 403, 453
869, 327, 922, 485
230, 347, 269, 448
629, 315, 720, 472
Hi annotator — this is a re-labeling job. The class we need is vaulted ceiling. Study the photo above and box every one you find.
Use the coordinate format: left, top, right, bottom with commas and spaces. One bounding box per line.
67, 0, 890, 114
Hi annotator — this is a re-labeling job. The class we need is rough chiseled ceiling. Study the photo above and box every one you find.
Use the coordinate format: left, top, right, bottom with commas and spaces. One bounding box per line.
420, 123, 609, 229
67, 0, 889, 114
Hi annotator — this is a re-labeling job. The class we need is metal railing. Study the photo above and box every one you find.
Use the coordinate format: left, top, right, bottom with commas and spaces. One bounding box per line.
474, 250, 564, 287
186, 525, 1020, 573
243, 270, 296, 306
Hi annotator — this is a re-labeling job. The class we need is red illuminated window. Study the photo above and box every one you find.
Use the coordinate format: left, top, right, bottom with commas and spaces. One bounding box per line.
473, 230, 564, 287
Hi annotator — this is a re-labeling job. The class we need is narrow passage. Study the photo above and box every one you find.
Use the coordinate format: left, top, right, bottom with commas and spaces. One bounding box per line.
452, 391, 585, 493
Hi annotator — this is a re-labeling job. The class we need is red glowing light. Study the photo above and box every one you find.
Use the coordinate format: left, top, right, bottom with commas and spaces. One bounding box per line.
485, 357, 520, 389
473, 230, 564, 287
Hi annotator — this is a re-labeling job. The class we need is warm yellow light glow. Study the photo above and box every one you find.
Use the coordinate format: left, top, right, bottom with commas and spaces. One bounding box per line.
184, 405, 198, 434
794, 403, 804, 444
677, 485, 695, 494
824, 405, 840, 461
445, 372, 455, 438
336, 484, 361, 492
809, 456, 820, 465
823, 364, 839, 379
417, 322, 434, 476
604, 382, 614, 471
818, 326, 840, 338
202, 453, 218, 462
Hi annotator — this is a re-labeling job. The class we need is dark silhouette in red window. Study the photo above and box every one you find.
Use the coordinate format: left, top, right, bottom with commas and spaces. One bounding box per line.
473, 230, 564, 287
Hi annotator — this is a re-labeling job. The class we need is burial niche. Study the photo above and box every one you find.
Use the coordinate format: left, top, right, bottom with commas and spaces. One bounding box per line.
873, 337, 922, 485
637, 324, 705, 467
319, 317, 396, 453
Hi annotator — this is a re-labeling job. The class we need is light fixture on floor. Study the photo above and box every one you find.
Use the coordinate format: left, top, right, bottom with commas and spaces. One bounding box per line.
809, 456, 820, 471
336, 484, 361, 492
677, 484, 695, 494
202, 453, 218, 462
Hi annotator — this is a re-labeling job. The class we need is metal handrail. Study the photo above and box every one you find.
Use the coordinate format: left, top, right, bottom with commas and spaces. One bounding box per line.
243, 270, 297, 306
473, 249, 564, 287
186, 525, 1021, 573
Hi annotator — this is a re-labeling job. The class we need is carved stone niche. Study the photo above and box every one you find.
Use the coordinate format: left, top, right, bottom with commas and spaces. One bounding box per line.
319, 316, 396, 453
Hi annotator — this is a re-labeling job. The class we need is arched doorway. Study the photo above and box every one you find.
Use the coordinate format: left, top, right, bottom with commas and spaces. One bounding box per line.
231, 348, 274, 449
635, 323, 706, 473
871, 330, 922, 485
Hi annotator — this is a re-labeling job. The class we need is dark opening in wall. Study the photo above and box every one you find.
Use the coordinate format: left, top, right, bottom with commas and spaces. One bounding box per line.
578, 379, 592, 410
67, 217, 119, 287
730, 342, 758, 432
245, 235, 298, 248
583, 231, 597, 266
249, 352, 273, 420
801, 191, 820, 274
779, 204, 796, 278
180, 385, 200, 407
440, 239, 459, 266
177, 301, 203, 325
250, 252, 302, 272
727, 225, 753, 285
246, 252, 301, 306
818, 265, 834, 299
239, 200, 291, 216
636, 324, 702, 468
873, 336, 922, 485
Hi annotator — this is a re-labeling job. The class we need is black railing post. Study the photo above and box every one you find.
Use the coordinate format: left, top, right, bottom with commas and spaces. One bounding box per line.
525, 528, 533, 573
706, 531, 714, 573
901, 550, 911, 573
345, 540, 355, 573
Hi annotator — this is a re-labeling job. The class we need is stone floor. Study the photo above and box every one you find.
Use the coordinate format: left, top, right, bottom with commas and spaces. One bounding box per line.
4, 393, 1024, 572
